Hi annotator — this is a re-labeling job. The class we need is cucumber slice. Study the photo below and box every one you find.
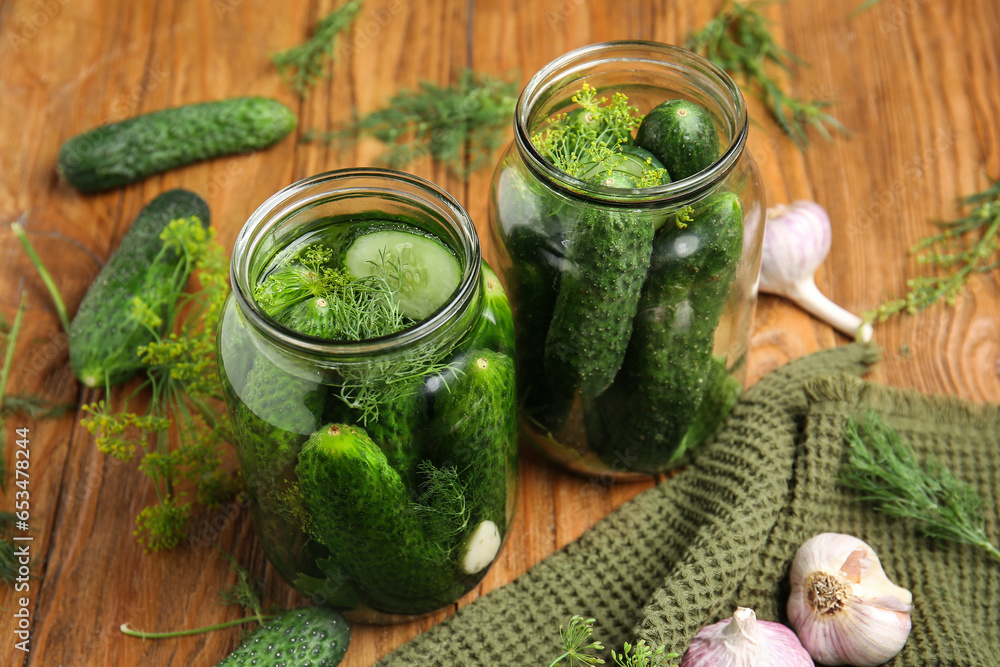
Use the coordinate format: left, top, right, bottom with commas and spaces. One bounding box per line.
343, 230, 461, 321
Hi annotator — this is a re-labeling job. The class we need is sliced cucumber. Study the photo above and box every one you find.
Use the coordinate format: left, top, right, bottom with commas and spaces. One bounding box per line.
343, 229, 461, 321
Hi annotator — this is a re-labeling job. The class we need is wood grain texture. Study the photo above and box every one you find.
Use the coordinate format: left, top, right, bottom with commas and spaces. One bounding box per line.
0, 0, 997, 665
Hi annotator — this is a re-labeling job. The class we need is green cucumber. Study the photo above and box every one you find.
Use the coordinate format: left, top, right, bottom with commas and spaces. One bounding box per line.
296, 424, 464, 614
58, 97, 296, 193
462, 262, 516, 356
424, 349, 517, 533
360, 377, 429, 488
281, 295, 341, 339
543, 206, 655, 400
234, 355, 326, 495
214, 605, 349, 667
580, 146, 671, 188
342, 229, 461, 320
586, 192, 744, 473
68, 189, 209, 388
635, 99, 720, 181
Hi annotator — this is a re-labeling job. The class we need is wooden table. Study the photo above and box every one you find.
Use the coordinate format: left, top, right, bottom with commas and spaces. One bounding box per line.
1, 0, 997, 664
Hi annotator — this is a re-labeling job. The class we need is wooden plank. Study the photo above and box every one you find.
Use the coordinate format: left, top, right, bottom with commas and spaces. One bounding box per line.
0, 0, 997, 665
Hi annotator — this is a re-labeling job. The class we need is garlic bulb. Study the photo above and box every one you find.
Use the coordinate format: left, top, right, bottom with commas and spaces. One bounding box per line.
788, 533, 912, 666
759, 201, 873, 342
680, 607, 814, 667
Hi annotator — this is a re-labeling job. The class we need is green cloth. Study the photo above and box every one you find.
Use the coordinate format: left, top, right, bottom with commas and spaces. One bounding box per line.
376, 343, 1000, 665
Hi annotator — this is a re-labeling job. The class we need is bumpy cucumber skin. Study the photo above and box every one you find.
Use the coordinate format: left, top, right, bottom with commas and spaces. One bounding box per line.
635, 99, 720, 181
425, 349, 517, 532
296, 424, 462, 614
281, 296, 341, 339
361, 378, 429, 489
68, 189, 209, 388
234, 355, 326, 498
58, 97, 296, 193
587, 192, 744, 473
544, 206, 655, 400
214, 606, 350, 667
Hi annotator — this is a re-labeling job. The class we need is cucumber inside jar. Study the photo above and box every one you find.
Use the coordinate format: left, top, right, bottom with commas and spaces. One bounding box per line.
512, 84, 742, 474
225, 215, 518, 617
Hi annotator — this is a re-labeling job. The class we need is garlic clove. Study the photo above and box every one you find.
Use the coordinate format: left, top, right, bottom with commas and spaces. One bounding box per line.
788, 533, 912, 667
759, 200, 873, 342
681, 607, 814, 667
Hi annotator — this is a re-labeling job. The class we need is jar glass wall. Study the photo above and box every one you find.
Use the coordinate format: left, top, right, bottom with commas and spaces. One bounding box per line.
488, 41, 764, 479
218, 169, 518, 622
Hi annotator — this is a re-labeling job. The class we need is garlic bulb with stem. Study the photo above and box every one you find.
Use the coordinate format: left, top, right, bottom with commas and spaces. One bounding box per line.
788, 533, 912, 666
760, 201, 873, 342
680, 607, 814, 667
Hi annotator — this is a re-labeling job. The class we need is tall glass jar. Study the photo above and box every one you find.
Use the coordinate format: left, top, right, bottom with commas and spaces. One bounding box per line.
218, 169, 518, 623
488, 41, 764, 479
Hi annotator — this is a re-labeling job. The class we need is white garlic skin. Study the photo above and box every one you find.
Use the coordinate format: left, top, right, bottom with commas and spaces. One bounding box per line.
788, 533, 912, 667
759, 200, 831, 293
681, 607, 814, 667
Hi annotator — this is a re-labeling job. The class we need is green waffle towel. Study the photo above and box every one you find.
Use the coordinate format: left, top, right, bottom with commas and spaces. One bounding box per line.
376, 343, 1000, 665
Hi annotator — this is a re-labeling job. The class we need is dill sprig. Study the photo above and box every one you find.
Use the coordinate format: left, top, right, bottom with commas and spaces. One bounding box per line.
271, 0, 363, 98
73, 218, 239, 552
840, 411, 1000, 563
303, 68, 519, 177
549, 616, 680, 667
865, 179, 1000, 323
412, 461, 471, 563
531, 83, 646, 179
550, 616, 606, 667
686, 1, 847, 148
121, 550, 275, 640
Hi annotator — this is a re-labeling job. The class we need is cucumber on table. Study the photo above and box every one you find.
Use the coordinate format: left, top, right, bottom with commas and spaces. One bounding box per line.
543, 205, 655, 401
214, 605, 349, 667
635, 98, 720, 181
68, 189, 209, 388
342, 228, 461, 320
58, 97, 296, 193
587, 192, 744, 473
296, 423, 465, 614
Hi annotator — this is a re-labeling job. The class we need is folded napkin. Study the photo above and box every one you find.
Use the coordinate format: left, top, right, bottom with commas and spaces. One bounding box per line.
377, 343, 1000, 665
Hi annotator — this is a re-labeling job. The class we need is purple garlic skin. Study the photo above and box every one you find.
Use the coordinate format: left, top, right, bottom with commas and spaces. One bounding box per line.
681, 607, 814, 667
760, 200, 832, 292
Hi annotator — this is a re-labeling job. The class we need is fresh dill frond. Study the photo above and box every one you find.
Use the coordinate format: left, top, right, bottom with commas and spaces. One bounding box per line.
0, 291, 27, 491
531, 83, 643, 177
865, 179, 1000, 323
303, 68, 518, 177
412, 461, 470, 562
612, 641, 678, 667
217, 548, 266, 623
840, 411, 1000, 562
254, 246, 405, 340
549, 616, 606, 667
271, 0, 363, 98
686, 1, 847, 148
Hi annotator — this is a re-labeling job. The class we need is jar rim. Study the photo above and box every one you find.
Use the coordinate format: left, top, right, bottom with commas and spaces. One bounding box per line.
513, 40, 749, 206
230, 167, 482, 359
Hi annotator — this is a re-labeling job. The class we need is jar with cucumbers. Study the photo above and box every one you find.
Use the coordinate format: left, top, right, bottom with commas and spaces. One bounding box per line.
488, 41, 764, 478
217, 169, 518, 622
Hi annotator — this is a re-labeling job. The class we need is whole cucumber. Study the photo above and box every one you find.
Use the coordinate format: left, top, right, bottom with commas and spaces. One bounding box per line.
296, 423, 463, 614
543, 206, 655, 400
635, 99, 720, 181
68, 189, 209, 388
58, 97, 296, 192
214, 605, 350, 667
587, 192, 744, 473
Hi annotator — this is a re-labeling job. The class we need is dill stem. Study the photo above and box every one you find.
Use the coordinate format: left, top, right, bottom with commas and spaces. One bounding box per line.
0, 292, 28, 410
120, 613, 273, 639
11, 217, 71, 332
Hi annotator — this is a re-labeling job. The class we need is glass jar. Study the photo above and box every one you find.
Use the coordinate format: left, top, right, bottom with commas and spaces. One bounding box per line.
488, 41, 764, 479
218, 169, 518, 623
